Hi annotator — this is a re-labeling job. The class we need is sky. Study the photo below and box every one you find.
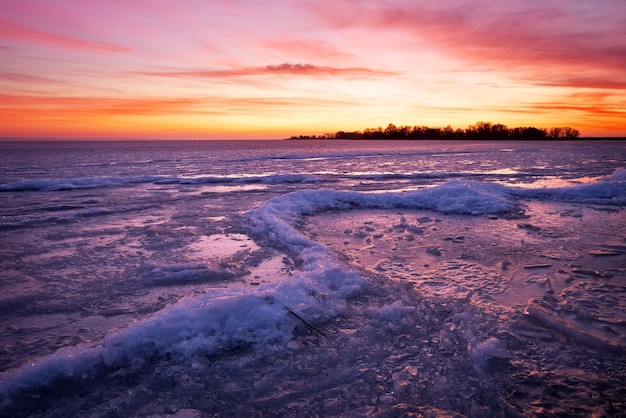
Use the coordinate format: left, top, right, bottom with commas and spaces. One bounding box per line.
1, 0, 625, 139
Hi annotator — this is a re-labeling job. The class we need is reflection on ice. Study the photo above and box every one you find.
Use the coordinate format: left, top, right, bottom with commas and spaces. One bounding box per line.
503, 175, 603, 189
483, 167, 520, 175
189, 233, 258, 260
199, 184, 268, 194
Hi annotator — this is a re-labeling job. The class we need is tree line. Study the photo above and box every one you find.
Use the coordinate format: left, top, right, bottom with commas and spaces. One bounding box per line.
289, 122, 580, 140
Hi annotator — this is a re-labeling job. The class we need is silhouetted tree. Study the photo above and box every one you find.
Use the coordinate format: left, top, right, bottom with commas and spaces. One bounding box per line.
547, 127, 579, 139
440, 125, 456, 139
561, 127, 580, 139
289, 121, 580, 140
474, 121, 493, 138
491, 123, 509, 139
511, 127, 546, 139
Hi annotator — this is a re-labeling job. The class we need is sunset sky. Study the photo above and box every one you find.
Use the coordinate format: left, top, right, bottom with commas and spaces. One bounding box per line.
1, 0, 625, 139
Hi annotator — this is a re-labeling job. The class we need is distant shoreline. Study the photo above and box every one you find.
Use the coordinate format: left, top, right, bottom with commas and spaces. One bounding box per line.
0, 137, 625, 143
285, 137, 626, 141
287, 122, 587, 141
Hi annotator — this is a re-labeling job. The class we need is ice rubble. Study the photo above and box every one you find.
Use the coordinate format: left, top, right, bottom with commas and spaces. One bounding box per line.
1, 177, 625, 416
0, 173, 324, 192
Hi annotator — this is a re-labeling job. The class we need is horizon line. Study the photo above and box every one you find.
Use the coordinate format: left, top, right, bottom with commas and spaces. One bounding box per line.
2, 136, 626, 142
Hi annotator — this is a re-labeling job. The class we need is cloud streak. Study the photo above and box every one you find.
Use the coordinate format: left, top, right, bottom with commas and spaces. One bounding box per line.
308, 0, 626, 89
0, 20, 131, 52
0, 92, 366, 138
138, 63, 395, 79
0, 93, 362, 119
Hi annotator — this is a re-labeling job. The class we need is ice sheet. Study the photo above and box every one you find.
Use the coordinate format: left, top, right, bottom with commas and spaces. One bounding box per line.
1, 141, 625, 416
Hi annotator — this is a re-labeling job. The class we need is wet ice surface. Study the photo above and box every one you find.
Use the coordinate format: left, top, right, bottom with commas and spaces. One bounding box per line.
1, 140, 625, 417
312, 202, 625, 317
0, 195, 268, 372
297, 203, 626, 416
4, 203, 625, 417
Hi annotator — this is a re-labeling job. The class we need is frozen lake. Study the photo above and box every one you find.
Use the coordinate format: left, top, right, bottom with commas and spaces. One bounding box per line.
0, 140, 625, 417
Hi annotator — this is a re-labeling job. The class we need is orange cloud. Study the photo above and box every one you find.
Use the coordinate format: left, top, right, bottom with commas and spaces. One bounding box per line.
0, 93, 366, 138
0, 94, 206, 114
0, 93, 361, 114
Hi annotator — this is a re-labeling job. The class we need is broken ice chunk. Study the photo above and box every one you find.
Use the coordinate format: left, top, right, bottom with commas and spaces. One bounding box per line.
474, 337, 511, 360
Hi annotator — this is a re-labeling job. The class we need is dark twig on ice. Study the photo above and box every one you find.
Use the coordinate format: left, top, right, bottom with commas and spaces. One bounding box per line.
285, 306, 328, 338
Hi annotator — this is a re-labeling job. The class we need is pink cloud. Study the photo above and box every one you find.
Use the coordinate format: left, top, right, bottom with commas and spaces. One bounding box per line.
265, 39, 356, 62
0, 72, 59, 84
534, 77, 626, 91
137, 63, 395, 79
307, 0, 626, 89
0, 20, 131, 52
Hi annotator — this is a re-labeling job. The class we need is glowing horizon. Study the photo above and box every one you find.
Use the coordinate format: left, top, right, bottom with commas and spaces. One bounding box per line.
1, 0, 625, 139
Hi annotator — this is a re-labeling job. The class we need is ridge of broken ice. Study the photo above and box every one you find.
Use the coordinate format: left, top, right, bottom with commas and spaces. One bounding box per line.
2, 176, 625, 409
